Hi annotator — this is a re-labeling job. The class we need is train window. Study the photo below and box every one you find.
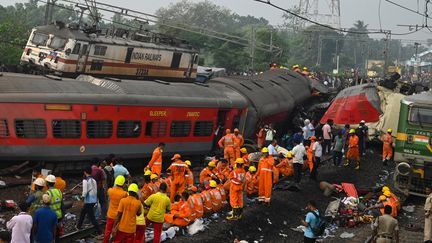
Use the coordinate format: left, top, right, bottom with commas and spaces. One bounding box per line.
49, 36, 67, 49
86, 120, 113, 138
90, 60, 104, 71
409, 107, 432, 126
14, 119, 47, 138
94, 45, 107, 56
170, 121, 191, 137
171, 52, 182, 69
0, 120, 9, 138
194, 121, 213, 137
31, 32, 49, 46
52, 120, 81, 138
145, 121, 167, 137
232, 115, 240, 130
72, 43, 81, 55
117, 120, 141, 138
81, 44, 88, 55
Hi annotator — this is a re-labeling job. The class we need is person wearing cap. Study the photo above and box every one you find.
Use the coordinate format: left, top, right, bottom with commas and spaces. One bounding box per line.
381, 129, 393, 166
187, 186, 204, 220
199, 161, 217, 185
144, 183, 171, 243
27, 178, 45, 216
292, 139, 306, 186
382, 186, 400, 211
33, 194, 58, 243
311, 137, 323, 181
227, 158, 246, 220
165, 192, 192, 227
424, 185, 432, 243
77, 166, 101, 234
257, 147, 275, 204
372, 205, 399, 243
184, 160, 194, 188
276, 152, 294, 178
112, 183, 142, 242
233, 128, 244, 160
301, 66, 309, 76
45, 174, 63, 243
355, 120, 368, 156
104, 175, 128, 243
7, 202, 32, 243
167, 154, 190, 202
208, 180, 223, 212
150, 174, 160, 193
147, 142, 165, 177
344, 129, 360, 169
245, 166, 258, 196
218, 129, 237, 165
240, 148, 250, 166
365, 195, 397, 218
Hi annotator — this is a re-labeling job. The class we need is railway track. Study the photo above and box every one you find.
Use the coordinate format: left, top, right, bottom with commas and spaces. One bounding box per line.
60, 223, 104, 242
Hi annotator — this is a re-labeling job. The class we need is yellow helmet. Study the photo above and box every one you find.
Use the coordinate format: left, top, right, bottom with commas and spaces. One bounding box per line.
208, 161, 216, 167
383, 190, 391, 197
150, 174, 158, 180
303, 67, 308, 71
387, 128, 392, 133
349, 129, 355, 134
128, 183, 139, 194
292, 64, 299, 69
249, 166, 257, 172
209, 180, 217, 188
240, 148, 247, 153
261, 147, 269, 153
144, 170, 152, 176
378, 195, 387, 202
185, 160, 191, 166
286, 151, 293, 158
235, 158, 244, 164
114, 175, 126, 186
382, 186, 390, 192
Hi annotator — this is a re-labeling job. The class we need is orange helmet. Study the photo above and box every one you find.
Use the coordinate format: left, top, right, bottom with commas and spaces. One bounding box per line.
310, 136, 317, 141
171, 154, 181, 160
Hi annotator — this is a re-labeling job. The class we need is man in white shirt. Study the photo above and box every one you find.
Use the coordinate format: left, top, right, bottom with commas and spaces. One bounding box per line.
265, 125, 276, 146
292, 139, 306, 185
267, 139, 278, 158
303, 119, 311, 140
322, 119, 333, 155
311, 137, 323, 181
6, 202, 32, 243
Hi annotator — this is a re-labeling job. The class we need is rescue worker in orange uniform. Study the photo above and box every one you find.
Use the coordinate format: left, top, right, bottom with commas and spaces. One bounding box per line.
245, 166, 258, 196
185, 160, 194, 188
382, 186, 400, 210
208, 180, 223, 212
240, 148, 250, 166
301, 67, 309, 76
307, 136, 317, 173
140, 171, 154, 202
218, 129, 237, 165
381, 129, 393, 166
276, 151, 294, 178
164, 192, 192, 227
233, 128, 244, 160
257, 147, 275, 204
344, 129, 360, 169
199, 161, 218, 185
216, 159, 230, 182
292, 64, 301, 73
187, 186, 204, 220
167, 154, 190, 202
217, 183, 228, 207
200, 184, 213, 214
227, 158, 246, 220
162, 171, 173, 198
366, 195, 398, 218
146, 142, 165, 177
150, 174, 159, 193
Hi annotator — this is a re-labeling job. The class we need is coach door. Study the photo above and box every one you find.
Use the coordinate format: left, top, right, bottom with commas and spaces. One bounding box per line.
75, 42, 88, 73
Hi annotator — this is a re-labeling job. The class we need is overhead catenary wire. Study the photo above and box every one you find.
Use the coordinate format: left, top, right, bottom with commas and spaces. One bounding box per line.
384, 0, 432, 19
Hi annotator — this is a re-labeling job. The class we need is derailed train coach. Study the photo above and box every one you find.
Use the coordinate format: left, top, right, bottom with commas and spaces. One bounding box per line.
0, 69, 317, 162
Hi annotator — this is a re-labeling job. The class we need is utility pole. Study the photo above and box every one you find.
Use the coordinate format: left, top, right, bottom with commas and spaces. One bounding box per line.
383, 31, 391, 77
250, 26, 256, 71
414, 42, 421, 78
77, 5, 88, 26
44, 0, 51, 25
316, 34, 322, 66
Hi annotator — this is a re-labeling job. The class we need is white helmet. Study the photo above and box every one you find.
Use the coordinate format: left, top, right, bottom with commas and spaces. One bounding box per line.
46, 175, 56, 183
304, 119, 310, 125
34, 178, 45, 187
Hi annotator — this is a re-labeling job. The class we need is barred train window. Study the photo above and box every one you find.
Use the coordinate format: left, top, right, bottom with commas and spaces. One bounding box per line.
87, 120, 112, 138
145, 121, 167, 137
31, 32, 49, 46
93, 45, 107, 56
117, 120, 141, 138
0, 120, 9, 138
194, 121, 213, 137
15, 119, 47, 138
52, 120, 81, 138
170, 121, 191, 137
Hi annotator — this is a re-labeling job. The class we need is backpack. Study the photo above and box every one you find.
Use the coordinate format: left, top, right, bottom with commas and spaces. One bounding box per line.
310, 211, 326, 236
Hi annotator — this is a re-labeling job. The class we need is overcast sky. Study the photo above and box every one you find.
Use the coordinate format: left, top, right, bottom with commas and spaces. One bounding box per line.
2, 0, 431, 42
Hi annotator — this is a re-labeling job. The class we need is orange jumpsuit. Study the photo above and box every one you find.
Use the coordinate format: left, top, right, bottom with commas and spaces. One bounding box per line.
163, 176, 172, 198
379, 200, 398, 218
245, 172, 258, 196
218, 134, 236, 165
389, 192, 400, 210
276, 158, 294, 177
233, 133, 244, 160
242, 153, 250, 166
140, 183, 155, 202
307, 141, 315, 172
54, 177, 66, 192
257, 156, 274, 203
199, 167, 216, 184
165, 199, 191, 226
216, 162, 230, 181
188, 194, 204, 219
347, 135, 360, 162
381, 133, 393, 161
229, 167, 246, 208
185, 169, 194, 187
217, 185, 228, 207
148, 147, 163, 176
209, 188, 223, 212
200, 190, 213, 214
167, 160, 190, 202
